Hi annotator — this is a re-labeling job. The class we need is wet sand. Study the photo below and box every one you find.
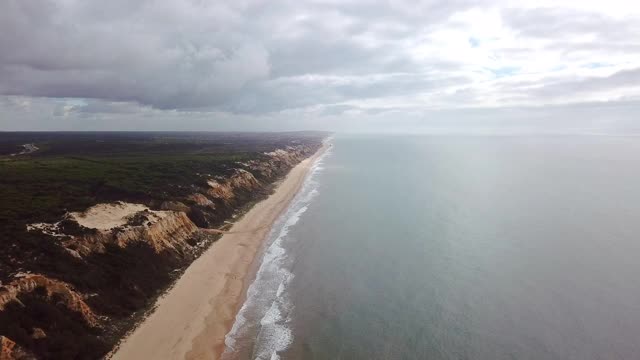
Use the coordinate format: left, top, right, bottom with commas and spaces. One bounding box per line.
111, 144, 327, 360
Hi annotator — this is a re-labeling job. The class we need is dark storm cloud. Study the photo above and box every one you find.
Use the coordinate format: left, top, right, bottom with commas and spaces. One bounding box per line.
0, 0, 476, 111
0, 0, 271, 109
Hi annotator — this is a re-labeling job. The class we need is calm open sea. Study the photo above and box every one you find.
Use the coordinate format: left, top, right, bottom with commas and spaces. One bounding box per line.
223, 134, 640, 360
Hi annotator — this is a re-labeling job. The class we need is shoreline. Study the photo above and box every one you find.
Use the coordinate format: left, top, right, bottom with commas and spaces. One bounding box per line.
111, 142, 329, 360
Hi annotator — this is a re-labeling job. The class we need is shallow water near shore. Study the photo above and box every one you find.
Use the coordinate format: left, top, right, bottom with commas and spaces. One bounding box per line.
224, 134, 640, 359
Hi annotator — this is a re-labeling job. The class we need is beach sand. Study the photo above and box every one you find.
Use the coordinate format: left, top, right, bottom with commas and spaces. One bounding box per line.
111, 144, 327, 360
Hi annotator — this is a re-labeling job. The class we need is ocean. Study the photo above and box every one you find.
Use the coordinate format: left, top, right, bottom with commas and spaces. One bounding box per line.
223, 134, 640, 360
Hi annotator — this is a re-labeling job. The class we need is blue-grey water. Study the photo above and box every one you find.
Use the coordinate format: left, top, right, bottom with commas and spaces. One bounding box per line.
224, 134, 640, 360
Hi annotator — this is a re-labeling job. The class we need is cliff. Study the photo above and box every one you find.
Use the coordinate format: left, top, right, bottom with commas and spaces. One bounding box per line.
64, 208, 199, 258
0, 275, 97, 327
205, 169, 261, 206
246, 145, 316, 179
0, 140, 323, 359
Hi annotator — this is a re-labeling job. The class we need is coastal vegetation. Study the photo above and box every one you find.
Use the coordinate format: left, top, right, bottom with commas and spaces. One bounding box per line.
0, 131, 325, 359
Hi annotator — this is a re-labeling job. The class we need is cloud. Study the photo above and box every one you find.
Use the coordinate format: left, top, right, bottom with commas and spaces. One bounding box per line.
501, 7, 639, 42
0, 0, 270, 109
1, 0, 640, 131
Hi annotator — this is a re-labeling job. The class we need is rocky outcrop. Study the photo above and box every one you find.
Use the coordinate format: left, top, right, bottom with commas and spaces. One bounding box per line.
0, 336, 35, 360
0, 275, 97, 327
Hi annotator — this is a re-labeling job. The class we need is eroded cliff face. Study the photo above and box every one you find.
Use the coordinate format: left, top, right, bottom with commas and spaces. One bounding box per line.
27, 203, 200, 259
244, 145, 316, 179
0, 275, 97, 327
23, 145, 315, 262
0, 336, 35, 360
1, 143, 321, 359
66, 210, 198, 258
184, 144, 318, 229
205, 169, 261, 205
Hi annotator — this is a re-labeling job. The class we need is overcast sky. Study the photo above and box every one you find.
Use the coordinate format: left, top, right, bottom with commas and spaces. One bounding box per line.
1, 0, 640, 132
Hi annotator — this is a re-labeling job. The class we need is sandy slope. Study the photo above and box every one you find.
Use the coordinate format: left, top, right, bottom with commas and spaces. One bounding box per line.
69, 202, 156, 230
111, 144, 327, 360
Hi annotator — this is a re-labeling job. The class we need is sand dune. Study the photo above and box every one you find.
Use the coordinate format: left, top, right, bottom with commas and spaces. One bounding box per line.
69, 202, 153, 230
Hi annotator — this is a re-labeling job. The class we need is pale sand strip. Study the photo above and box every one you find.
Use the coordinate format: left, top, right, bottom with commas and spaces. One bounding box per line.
111, 144, 327, 360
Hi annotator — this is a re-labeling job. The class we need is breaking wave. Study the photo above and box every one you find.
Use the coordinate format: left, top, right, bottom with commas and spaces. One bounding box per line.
222, 145, 330, 360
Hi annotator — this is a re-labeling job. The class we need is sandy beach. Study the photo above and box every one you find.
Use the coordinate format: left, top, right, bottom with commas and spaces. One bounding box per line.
111, 144, 327, 360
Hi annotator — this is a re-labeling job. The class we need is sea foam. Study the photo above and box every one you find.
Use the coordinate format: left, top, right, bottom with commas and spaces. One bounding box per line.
222, 146, 331, 360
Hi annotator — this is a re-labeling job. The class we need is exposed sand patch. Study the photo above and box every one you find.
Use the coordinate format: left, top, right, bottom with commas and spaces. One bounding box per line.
26, 222, 66, 237
69, 202, 164, 230
10, 143, 39, 156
